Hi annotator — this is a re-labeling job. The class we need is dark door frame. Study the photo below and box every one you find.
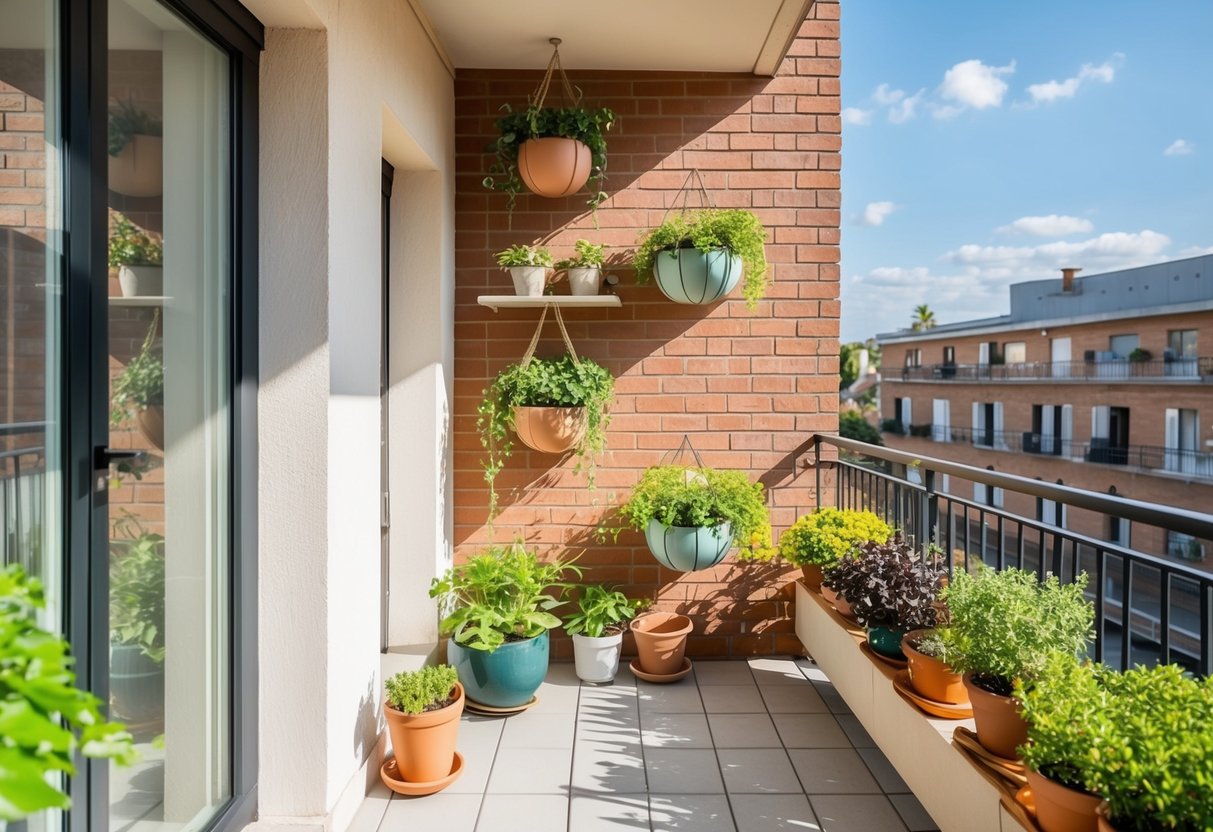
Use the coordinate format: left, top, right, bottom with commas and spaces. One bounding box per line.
380, 159, 393, 651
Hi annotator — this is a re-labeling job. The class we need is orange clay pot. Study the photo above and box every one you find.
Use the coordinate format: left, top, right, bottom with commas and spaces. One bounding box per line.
1026, 768, 1101, 832
901, 630, 968, 705
1095, 802, 1117, 832
383, 682, 464, 783
963, 673, 1027, 759
631, 612, 693, 676
512, 406, 587, 454
517, 137, 591, 198
800, 563, 824, 592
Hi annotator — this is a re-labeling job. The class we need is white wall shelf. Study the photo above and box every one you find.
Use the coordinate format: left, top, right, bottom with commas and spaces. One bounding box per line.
476, 295, 622, 313
109, 296, 171, 307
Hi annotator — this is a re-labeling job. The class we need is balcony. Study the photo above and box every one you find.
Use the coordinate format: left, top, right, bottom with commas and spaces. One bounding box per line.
893, 357, 1213, 384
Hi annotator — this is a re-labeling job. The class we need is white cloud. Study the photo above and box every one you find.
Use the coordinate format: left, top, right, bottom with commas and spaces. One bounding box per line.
1026, 55, 1120, 103
1164, 139, 1194, 156
1179, 245, 1213, 257
842, 107, 872, 126
996, 215, 1095, 237
887, 89, 925, 124
938, 59, 1016, 111
945, 230, 1171, 277
860, 201, 897, 227
872, 84, 905, 106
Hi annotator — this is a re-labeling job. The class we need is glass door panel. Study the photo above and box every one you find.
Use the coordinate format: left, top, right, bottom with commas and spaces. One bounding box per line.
106, 2, 231, 829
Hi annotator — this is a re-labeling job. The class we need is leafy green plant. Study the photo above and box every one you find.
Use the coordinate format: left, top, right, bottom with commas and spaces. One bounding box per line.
107, 99, 161, 157
429, 542, 582, 652
912, 629, 961, 665
563, 584, 642, 638
839, 411, 882, 446
0, 564, 136, 820
111, 316, 163, 426
108, 212, 163, 268
619, 465, 773, 560
477, 354, 614, 518
822, 535, 943, 629
495, 244, 554, 268
384, 665, 459, 715
482, 104, 615, 217
556, 239, 606, 269
1128, 347, 1152, 362
777, 507, 891, 569
633, 209, 769, 309
109, 514, 165, 663
938, 566, 1093, 696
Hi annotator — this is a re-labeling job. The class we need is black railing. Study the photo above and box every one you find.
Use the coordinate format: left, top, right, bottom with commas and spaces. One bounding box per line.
896, 357, 1213, 383
1, 445, 47, 572
812, 434, 1213, 675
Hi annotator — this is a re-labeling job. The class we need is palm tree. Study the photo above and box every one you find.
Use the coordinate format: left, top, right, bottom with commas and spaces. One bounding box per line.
911, 304, 936, 331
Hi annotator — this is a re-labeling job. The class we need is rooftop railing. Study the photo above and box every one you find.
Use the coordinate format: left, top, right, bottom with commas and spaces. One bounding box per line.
811, 434, 1213, 674
893, 356, 1213, 383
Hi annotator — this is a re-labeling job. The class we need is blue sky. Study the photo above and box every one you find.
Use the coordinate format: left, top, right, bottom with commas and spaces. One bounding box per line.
839, 0, 1213, 343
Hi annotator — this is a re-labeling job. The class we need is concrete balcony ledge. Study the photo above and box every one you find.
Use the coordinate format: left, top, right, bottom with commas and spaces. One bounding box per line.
795, 581, 1028, 832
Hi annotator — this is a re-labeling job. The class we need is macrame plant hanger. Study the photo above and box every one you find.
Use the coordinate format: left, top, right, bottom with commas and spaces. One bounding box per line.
663, 168, 716, 225
659, 433, 707, 470
530, 38, 581, 110
519, 303, 579, 368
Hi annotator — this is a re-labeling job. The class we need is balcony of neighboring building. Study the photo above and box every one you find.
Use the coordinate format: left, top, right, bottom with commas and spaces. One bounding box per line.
890, 354, 1213, 384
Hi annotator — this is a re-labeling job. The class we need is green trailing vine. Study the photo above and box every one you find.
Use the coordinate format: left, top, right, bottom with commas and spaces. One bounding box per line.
633, 209, 769, 309
111, 313, 164, 426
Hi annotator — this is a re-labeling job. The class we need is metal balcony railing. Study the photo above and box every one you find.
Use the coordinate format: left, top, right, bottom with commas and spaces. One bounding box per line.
811, 434, 1213, 675
895, 357, 1213, 383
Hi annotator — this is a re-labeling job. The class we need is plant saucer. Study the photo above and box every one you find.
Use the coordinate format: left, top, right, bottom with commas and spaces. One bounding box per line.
859, 641, 908, 670
629, 657, 693, 683
380, 752, 464, 797
892, 670, 973, 719
464, 695, 539, 716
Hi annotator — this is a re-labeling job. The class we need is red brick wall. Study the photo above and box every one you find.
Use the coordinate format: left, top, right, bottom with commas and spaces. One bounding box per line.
452, 5, 842, 658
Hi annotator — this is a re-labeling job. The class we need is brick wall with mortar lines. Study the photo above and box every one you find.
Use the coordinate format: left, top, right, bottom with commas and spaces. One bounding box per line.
451, 6, 842, 659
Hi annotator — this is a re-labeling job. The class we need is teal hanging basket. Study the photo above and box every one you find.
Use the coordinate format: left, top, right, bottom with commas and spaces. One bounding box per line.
644, 519, 734, 572
652, 245, 742, 305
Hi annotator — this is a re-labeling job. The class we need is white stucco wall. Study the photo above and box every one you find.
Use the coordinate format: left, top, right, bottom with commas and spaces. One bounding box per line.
250, 0, 455, 827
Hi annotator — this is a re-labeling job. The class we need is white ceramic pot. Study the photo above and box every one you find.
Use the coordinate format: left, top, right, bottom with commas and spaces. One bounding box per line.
509, 266, 548, 297
118, 265, 163, 297
567, 266, 602, 297
572, 632, 623, 684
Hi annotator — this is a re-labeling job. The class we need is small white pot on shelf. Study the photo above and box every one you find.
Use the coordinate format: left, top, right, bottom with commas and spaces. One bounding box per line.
508, 266, 548, 297
567, 266, 602, 297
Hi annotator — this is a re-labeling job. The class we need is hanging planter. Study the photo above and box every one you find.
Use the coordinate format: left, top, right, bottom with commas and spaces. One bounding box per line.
478, 305, 614, 517
108, 100, 162, 198
633, 170, 769, 310
483, 39, 614, 220
111, 311, 164, 448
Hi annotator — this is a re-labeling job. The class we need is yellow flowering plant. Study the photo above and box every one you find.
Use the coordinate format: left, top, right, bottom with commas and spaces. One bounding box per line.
777, 507, 891, 568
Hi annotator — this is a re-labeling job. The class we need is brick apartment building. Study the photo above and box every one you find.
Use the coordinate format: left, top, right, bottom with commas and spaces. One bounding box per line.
876, 256, 1213, 568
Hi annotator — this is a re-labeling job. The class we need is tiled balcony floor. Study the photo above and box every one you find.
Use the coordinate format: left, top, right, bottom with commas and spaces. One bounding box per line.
350, 657, 939, 832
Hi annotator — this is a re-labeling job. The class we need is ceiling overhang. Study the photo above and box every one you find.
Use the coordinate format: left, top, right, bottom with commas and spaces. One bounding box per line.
412, 0, 815, 77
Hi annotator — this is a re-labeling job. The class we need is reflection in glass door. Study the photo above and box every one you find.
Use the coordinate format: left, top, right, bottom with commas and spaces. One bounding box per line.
106, 2, 231, 829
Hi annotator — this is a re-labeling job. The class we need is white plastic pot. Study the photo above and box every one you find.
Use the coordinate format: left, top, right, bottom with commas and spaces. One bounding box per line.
509, 266, 548, 297
567, 266, 602, 297
571, 632, 624, 684
118, 265, 163, 297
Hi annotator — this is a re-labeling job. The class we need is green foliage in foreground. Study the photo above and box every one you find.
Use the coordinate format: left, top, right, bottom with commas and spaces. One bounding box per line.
838, 410, 882, 445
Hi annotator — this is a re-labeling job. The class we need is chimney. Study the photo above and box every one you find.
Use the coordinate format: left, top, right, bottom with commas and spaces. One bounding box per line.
1061, 267, 1082, 292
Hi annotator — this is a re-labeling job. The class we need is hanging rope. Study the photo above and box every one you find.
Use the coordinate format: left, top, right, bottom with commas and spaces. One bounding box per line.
662, 168, 717, 224
659, 433, 707, 470
520, 303, 580, 367
530, 38, 582, 110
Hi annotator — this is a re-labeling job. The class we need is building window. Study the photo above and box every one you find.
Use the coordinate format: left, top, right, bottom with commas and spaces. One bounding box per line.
971, 401, 1003, 447
1109, 333, 1140, 359
1168, 329, 1198, 358
1167, 531, 1206, 562
1029, 404, 1071, 455
978, 341, 1000, 365
1004, 341, 1026, 364
904, 348, 922, 368
932, 399, 951, 442
973, 466, 1003, 508
1037, 480, 1068, 528
943, 345, 955, 365
1164, 408, 1203, 475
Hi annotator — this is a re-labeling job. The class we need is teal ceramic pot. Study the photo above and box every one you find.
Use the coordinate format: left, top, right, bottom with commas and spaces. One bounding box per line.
645, 519, 733, 572
867, 626, 907, 660
110, 643, 164, 723
652, 246, 742, 305
448, 630, 550, 708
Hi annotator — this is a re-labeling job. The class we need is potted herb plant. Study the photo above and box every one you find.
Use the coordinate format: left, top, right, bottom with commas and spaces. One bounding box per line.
823, 535, 944, 660
1, 565, 136, 820
556, 239, 606, 296
563, 584, 642, 684
109, 516, 166, 724
109, 212, 163, 297
428, 543, 580, 708
496, 244, 554, 297
633, 208, 769, 309
900, 628, 968, 706
619, 464, 772, 572
483, 103, 614, 213
381, 664, 464, 794
478, 353, 613, 517
938, 567, 1093, 759
108, 99, 162, 197
111, 315, 164, 450
778, 507, 891, 591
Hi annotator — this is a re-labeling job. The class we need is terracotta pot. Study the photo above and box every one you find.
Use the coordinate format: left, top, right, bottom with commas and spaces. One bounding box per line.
108, 133, 162, 197
963, 673, 1027, 759
517, 137, 591, 198
820, 583, 838, 607
901, 630, 968, 705
1095, 802, 1117, 832
800, 563, 824, 592
137, 405, 164, 451
383, 681, 464, 784
631, 612, 692, 676
512, 406, 587, 454
834, 593, 856, 618
1026, 769, 1101, 832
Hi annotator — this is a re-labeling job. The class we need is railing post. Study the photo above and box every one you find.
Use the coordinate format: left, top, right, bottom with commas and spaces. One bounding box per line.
814, 437, 822, 510
923, 467, 939, 565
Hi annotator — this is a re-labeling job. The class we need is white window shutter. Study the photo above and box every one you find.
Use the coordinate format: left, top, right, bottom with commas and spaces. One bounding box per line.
978, 342, 990, 365
1164, 408, 1180, 472
1060, 405, 1073, 456
1041, 405, 1055, 454
974, 482, 987, 504
993, 402, 1005, 447
902, 397, 912, 428
994, 487, 1005, 508
932, 399, 949, 442
972, 402, 982, 434
1091, 406, 1110, 440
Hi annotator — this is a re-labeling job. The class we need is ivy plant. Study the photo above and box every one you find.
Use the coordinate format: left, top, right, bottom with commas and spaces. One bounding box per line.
477, 354, 614, 518
107, 99, 161, 157
619, 465, 773, 559
938, 566, 1093, 696
555, 239, 606, 269
482, 104, 615, 217
111, 316, 164, 426
428, 542, 582, 652
109, 514, 166, 663
108, 212, 163, 268
633, 209, 769, 309
822, 535, 944, 630
0, 565, 136, 820
563, 584, 643, 639
495, 244, 554, 268
384, 665, 459, 715
777, 507, 891, 569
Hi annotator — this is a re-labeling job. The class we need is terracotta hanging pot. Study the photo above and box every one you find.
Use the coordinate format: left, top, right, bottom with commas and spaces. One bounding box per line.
800, 563, 825, 592
631, 612, 692, 676
383, 681, 464, 785
901, 629, 968, 705
108, 134, 163, 197
963, 673, 1028, 759
137, 405, 164, 451
517, 137, 591, 198
512, 405, 587, 454
1026, 769, 1101, 832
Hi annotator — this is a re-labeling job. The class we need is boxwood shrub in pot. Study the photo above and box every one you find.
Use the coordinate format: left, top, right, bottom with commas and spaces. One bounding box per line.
619, 465, 773, 572
429, 542, 580, 708
382, 665, 464, 789
777, 507, 891, 591
938, 567, 1093, 759
633, 209, 769, 310
563, 584, 643, 683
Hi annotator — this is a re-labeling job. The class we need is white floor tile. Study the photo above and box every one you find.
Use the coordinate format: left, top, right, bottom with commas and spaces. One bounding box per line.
569, 793, 651, 831
730, 793, 823, 832
641, 711, 714, 749
718, 749, 803, 794
499, 711, 577, 749
486, 747, 573, 795
700, 685, 767, 714
643, 749, 725, 794
477, 794, 568, 832
650, 793, 736, 831
809, 794, 908, 832
706, 713, 781, 749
